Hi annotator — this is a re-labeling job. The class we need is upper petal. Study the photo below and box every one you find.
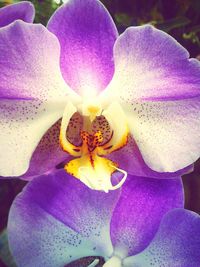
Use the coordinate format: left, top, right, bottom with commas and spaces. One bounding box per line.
110, 175, 183, 256
0, 1, 35, 27
8, 170, 120, 267
0, 21, 74, 177
124, 209, 200, 267
106, 25, 200, 101
47, 0, 118, 96
103, 25, 200, 172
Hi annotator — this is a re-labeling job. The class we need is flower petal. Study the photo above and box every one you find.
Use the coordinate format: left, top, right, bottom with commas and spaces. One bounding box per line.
108, 25, 200, 101
0, 21, 75, 177
0, 1, 35, 27
104, 25, 200, 172
19, 120, 69, 181
108, 135, 193, 178
124, 209, 200, 267
8, 170, 120, 266
47, 0, 118, 96
127, 99, 200, 172
110, 175, 183, 256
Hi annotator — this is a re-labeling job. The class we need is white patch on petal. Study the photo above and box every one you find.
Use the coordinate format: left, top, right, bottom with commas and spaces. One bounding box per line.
0, 98, 68, 176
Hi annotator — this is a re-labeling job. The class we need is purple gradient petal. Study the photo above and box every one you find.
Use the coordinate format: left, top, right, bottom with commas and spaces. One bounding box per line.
0, 1, 35, 27
0, 21, 70, 177
19, 120, 70, 181
47, 0, 118, 95
110, 176, 184, 256
106, 25, 200, 173
109, 25, 200, 101
108, 135, 193, 178
8, 170, 120, 266
0, 20, 67, 99
124, 209, 200, 267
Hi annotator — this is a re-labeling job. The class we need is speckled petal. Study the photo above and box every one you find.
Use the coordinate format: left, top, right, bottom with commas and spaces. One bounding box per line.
110, 176, 183, 256
47, 0, 118, 96
8, 170, 120, 267
0, 1, 35, 27
0, 21, 74, 177
104, 25, 200, 172
124, 209, 200, 267
108, 135, 193, 178
19, 120, 69, 181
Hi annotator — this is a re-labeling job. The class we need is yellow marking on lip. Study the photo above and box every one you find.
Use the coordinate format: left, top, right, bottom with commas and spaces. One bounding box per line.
64, 153, 117, 190
59, 101, 129, 191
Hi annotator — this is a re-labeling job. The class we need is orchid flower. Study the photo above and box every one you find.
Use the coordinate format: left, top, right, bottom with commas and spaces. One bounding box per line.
8, 170, 200, 267
0, 1, 34, 27
1, 0, 200, 192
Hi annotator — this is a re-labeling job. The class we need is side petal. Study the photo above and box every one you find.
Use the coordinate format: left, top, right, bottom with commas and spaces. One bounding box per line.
47, 0, 118, 96
107, 25, 200, 101
126, 98, 200, 172
19, 120, 70, 181
124, 209, 200, 267
0, 1, 35, 27
0, 21, 74, 177
8, 170, 120, 267
108, 135, 193, 178
110, 175, 184, 256
104, 25, 200, 172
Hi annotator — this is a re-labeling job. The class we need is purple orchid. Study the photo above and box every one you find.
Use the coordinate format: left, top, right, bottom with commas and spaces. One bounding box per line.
7, 170, 200, 266
0, 0, 200, 192
0, 1, 34, 27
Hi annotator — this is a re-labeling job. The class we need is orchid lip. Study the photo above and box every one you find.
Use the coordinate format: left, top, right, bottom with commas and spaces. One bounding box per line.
78, 164, 127, 192
59, 101, 129, 191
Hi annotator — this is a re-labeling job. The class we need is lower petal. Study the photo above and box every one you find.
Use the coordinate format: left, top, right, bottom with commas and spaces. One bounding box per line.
124, 209, 200, 267
8, 170, 120, 266
110, 175, 184, 256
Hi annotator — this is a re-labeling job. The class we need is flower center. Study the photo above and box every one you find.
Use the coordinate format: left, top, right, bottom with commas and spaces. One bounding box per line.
59, 101, 129, 192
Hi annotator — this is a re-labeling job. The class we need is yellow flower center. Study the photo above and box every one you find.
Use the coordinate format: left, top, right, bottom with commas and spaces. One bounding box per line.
59, 101, 129, 192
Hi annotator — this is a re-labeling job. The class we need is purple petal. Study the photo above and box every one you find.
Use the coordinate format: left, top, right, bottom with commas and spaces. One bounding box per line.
110, 175, 184, 256
19, 120, 70, 181
0, 21, 70, 177
106, 25, 200, 172
8, 170, 120, 266
109, 25, 200, 101
47, 0, 118, 96
124, 209, 200, 267
108, 135, 193, 178
0, 1, 35, 27
0, 20, 67, 99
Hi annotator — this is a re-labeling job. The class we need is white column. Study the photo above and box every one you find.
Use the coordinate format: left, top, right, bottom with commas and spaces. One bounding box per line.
103, 256, 122, 267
